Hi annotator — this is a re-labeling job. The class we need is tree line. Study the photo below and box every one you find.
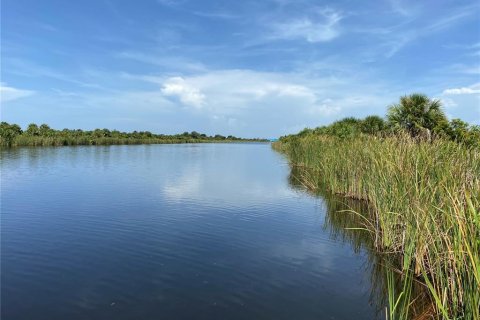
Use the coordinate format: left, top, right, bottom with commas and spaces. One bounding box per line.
283, 93, 480, 147
0, 123, 267, 147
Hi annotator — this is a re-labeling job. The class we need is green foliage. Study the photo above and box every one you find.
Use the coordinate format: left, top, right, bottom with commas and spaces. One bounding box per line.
297, 128, 313, 137
326, 117, 361, 138
190, 131, 201, 139
26, 123, 40, 136
39, 124, 53, 136
387, 93, 448, 137
273, 93, 479, 319
0, 122, 268, 147
447, 119, 480, 147
360, 115, 386, 135
0, 122, 22, 146
282, 93, 478, 148
274, 134, 480, 319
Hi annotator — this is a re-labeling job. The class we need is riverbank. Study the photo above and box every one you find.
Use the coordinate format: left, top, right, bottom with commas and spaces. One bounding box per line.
2, 136, 268, 147
0, 122, 268, 147
272, 135, 480, 319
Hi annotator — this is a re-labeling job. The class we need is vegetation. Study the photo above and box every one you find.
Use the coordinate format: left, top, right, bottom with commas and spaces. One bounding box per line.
0, 122, 267, 147
273, 94, 480, 319
387, 94, 449, 138
285, 94, 480, 146
288, 168, 432, 319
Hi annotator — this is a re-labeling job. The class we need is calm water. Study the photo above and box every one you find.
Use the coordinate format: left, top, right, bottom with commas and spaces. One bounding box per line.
1, 144, 386, 320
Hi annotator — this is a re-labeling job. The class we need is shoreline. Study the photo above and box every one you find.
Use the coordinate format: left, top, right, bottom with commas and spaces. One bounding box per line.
272, 136, 480, 319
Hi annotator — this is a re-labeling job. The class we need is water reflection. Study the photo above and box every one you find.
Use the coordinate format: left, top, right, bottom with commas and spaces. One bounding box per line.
3, 144, 399, 320
287, 165, 432, 319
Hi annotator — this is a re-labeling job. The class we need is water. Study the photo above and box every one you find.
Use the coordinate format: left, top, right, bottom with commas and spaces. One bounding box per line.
1, 144, 386, 320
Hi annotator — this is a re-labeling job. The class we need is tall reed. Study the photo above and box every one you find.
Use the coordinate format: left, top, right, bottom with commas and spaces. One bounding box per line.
273, 134, 480, 319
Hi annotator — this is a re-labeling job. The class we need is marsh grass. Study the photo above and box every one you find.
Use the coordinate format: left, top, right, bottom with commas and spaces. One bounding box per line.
1, 135, 267, 147
7, 135, 241, 147
0, 122, 268, 147
273, 134, 480, 319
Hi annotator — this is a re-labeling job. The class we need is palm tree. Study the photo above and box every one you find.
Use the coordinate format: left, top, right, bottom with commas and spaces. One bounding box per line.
387, 94, 448, 137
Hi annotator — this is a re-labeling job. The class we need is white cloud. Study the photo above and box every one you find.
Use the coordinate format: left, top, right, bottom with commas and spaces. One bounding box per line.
158, 70, 321, 116
269, 8, 342, 43
121, 67, 397, 137
162, 160, 294, 205
443, 83, 480, 95
443, 88, 480, 95
2, 65, 395, 137
438, 97, 458, 109
0, 83, 34, 102
161, 77, 206, 108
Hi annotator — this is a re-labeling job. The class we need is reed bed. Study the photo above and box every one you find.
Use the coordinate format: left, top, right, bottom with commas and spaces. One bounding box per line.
273, 135, 480, 319
0, 122, 268, 147
4, 135, 248, 147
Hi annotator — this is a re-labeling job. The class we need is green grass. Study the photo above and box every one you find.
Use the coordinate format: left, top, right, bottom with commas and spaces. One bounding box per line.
273, 134, 480, 319
0, 122, 268, 147
3, 135, 262, 147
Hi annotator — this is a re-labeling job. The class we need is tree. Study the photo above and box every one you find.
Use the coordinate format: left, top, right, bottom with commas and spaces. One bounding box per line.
327, 117, 361, 139
360, 116, 385, 135
190, 131, 200, 139
387, 94, 448, 137
467, 126, 480, 147
448, 120, 480, 147
0, 122, 22, 146
39, 124, 53, 136
26, 123, 40, 136
93, 129, 105, 138
448, 118, 469, 143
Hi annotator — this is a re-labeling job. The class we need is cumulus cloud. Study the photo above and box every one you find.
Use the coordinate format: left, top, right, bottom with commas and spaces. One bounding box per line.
443, 83, 480, 95
0, 83, 34, 102
132, 68, 392, 136
269, 8, 342, 43
161, 77, 206, 108
157, 70, 324, 118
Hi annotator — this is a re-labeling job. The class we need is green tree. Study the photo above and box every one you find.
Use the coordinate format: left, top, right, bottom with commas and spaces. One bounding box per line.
39, 124, 53, 136
327, 117, 361, 139
190, 131, 200, 139
0, 122, 22, 146
26, 123, 40, 136
467, 125, 480, 147
387, 94, 448, 137
360, 115, 386, 135
448, 118, 469, 143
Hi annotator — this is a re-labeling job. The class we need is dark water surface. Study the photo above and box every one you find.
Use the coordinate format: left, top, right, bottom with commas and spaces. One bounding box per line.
1, 144, 385, 320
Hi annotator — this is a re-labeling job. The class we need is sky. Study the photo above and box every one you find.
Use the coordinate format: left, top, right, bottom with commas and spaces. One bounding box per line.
1, 0, 479, 138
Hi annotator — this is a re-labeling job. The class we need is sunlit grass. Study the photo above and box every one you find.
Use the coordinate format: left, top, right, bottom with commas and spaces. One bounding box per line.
273, 134, 480, 319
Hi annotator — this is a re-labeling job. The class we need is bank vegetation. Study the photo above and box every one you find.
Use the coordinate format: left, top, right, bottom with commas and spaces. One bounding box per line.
0, 123, 267, 147
273, 94, 480, 319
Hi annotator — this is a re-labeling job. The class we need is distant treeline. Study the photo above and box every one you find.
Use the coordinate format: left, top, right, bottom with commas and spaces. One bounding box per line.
281, 93, 480, 148
0, 123, 268, 147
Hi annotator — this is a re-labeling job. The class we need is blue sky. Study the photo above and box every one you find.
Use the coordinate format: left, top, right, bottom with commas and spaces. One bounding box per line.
1, 0, 479, 138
